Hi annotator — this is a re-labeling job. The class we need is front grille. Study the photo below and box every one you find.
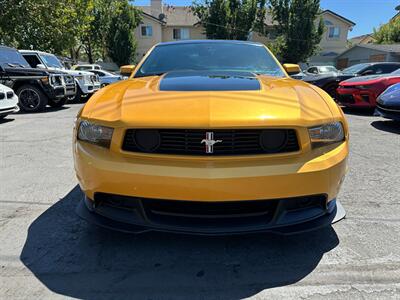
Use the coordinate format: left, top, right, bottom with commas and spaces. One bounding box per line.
122, 129, 300, 156
6, 91, 13, 99
338, 94, 355, 104
0, 92, 4, 100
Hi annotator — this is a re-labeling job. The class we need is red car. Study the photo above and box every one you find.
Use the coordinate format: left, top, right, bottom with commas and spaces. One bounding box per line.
336, 68, 400, 108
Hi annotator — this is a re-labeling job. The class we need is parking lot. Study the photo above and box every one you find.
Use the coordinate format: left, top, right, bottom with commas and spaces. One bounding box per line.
0, 104, 399, 299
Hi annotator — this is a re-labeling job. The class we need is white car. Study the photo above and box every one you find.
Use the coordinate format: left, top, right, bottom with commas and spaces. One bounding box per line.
0, 84, 19, 119
72, 64, 102, 71
19, 50, 100, 101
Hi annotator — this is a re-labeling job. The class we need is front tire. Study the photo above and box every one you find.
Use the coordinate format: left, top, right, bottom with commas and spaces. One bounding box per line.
48, 97, 68, 108
324, 82, 339, 100
16, 84, 48, 112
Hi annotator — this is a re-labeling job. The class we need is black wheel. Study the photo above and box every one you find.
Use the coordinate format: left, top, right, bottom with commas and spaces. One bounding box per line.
73, 88, 83, 102
48, 97, 68, 108
16, 84, 48, 112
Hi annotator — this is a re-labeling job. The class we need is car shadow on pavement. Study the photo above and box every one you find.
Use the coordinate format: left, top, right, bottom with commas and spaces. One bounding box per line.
17, 106, 70, 115
0, 117, 15, 124
341, 107, 375, 116
371, 120, 400, 134
20, 186, 339, 300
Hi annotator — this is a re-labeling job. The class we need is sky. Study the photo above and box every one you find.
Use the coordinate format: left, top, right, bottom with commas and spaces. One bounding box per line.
133, 0, 399, 38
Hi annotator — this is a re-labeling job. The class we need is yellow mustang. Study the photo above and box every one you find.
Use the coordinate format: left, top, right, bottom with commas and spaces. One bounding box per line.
74, 40, 348, 235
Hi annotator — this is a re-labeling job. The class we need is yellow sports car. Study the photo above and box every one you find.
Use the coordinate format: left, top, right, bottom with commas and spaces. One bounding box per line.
74, 40, 348, 235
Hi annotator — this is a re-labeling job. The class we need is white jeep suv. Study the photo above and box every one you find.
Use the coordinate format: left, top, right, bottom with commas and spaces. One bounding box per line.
20, 50, 100, 101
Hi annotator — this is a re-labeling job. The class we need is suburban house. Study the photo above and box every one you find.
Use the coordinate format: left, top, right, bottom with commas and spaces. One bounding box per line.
335, 44, 400, 69
134, 0, 355, 66
348, 34, 375, 47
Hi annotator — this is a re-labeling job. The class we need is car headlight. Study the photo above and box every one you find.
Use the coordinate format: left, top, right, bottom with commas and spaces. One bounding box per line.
308, 122, 345, 148
78, 120, 114, 148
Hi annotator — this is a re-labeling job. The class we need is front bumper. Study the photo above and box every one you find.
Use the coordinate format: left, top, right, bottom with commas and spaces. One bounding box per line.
79, 82, 101, 95
74, 138, 348, 234
0, 105, 19, 116
376, 104, 400, 121
336, 88, 377, 108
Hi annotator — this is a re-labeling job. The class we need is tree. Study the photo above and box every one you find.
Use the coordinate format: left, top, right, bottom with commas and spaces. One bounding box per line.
192, 0, 267, 40
269, 0, 324, 63
0, 0, 77, 54
373, 17, 400, 44
106, 1, 141, 66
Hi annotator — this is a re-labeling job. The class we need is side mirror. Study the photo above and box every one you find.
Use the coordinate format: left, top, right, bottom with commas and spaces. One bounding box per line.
37, 64, 46, 69
283, 63, 301, 76
120, 65, 136, 77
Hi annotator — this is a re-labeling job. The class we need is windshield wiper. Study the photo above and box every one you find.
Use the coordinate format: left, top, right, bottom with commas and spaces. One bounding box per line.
7, 63, 18, 68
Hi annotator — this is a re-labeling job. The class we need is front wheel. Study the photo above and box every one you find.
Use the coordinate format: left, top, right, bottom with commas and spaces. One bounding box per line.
48, 97, 68, 108
16, 84, 48, 112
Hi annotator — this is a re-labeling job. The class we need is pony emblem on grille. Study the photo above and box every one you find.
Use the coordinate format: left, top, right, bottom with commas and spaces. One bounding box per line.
201, 132, 222, 153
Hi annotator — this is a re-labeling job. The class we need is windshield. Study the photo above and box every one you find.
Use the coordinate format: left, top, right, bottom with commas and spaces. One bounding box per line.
39, 54, 63, 69
342, 63, 370, 74
320, 66, 336, 73
0, 48, 31, 68
135, 42, 285, 78
76, 66, 92, 70
391, 68, 400, 75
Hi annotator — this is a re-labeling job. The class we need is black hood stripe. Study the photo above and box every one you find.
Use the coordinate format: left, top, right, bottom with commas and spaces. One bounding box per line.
159, 71, 261, 91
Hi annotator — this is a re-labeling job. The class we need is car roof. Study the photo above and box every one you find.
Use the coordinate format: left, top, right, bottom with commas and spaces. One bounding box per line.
19, 49, 54, 55
0, 45, 17, 51
156, 40, 264, 47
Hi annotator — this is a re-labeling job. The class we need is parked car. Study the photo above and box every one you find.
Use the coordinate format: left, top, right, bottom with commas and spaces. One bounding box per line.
0, 46, 75, 112
75, 40, 348, 235
0, 83, 19, 118
72, 64, 102, 71
303, 62, 400, 98
19, 50, 100, 101
375, 83, 400, 121
304, 65, 338, 76
290, 70, 306, 80
89, 69, 123, 87
337, 68, 400, 108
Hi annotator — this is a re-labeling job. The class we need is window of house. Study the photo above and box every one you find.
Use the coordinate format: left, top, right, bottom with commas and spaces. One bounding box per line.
141, 25, 153, 37
328, 26, 340, 39
173, 28, 190, 40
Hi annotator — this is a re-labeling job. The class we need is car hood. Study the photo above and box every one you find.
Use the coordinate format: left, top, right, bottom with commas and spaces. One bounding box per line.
46, 67, 94, 76
1, 66, 67, 76
81, 71, 335, 127
341, 74, 400, 85
0, 83, 13, 92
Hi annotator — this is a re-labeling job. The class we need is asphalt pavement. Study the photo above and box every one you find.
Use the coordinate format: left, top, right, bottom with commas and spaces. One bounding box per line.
0, 104, 399, 299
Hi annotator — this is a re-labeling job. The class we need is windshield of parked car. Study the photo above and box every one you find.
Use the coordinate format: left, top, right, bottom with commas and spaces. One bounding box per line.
39, 54, 64, 69
135, 42, 285, 78
0, 48, 31, 68
76, 66, 92, 70
319, 66, 337, 73
341, 63, 370, 74
391, 68, 400, 75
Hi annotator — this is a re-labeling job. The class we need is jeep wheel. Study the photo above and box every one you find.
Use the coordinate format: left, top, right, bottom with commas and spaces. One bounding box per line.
17, 85, 48, 112
48, 97, 68, 108
73, 88, 83, 102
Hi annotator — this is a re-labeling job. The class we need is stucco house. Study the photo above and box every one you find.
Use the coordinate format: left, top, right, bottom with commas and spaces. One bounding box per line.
335, 44, 400, 69
134, 0, 355, 66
